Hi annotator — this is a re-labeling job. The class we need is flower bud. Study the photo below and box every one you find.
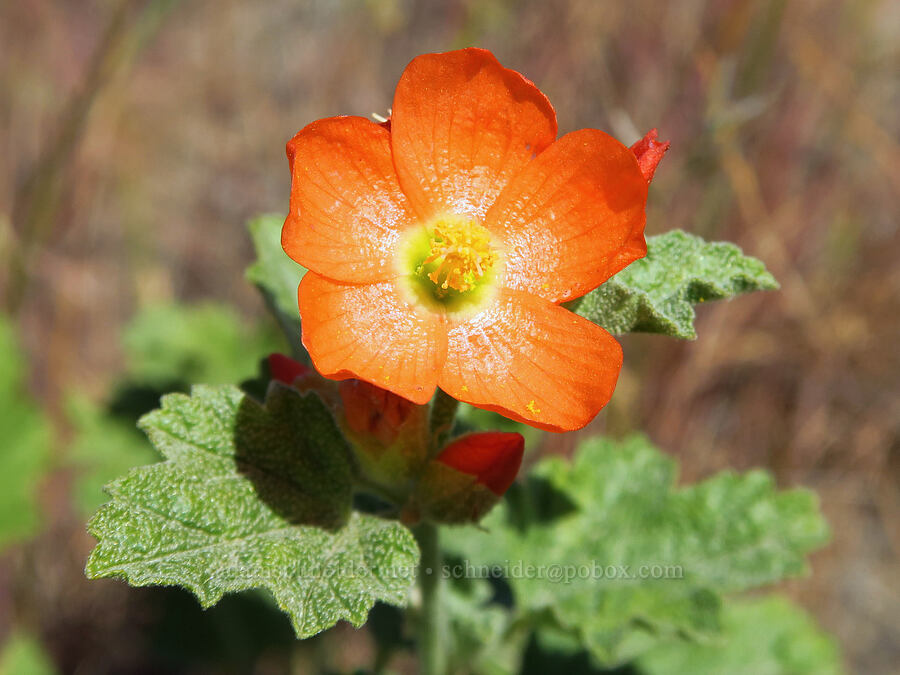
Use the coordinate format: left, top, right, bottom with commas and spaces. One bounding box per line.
267, 355, 430, 490
630, 128, 670, 184
267, 353, 309, 385
338, 379, 430, 490
338, 379, 417, 448
435, 432, 524, 496
414, 432, 524, 524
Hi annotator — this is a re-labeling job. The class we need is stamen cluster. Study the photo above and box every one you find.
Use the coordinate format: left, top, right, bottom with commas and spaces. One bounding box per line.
417, 218, 496, 296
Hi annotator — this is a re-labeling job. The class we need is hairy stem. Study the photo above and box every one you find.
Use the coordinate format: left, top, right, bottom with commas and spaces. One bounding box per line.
415, 522, 444, 675
413, 390, 459, 673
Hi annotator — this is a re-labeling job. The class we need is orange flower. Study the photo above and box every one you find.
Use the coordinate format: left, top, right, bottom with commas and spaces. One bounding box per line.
282, 48, 666, 432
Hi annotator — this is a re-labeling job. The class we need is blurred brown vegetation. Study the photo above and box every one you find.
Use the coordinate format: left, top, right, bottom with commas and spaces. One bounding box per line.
1, 0, 898, 673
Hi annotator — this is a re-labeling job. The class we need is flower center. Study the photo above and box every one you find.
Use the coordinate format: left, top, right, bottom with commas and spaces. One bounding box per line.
417, 216, 496, 296
399, 214, 501, 312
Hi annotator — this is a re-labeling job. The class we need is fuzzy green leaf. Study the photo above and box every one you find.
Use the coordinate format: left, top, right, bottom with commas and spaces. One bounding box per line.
70, 301, 281, 514
638, 595, 844, 675
571, 230, 778, 339
245, 214, 306, 354
0, 318, 52, 550
444, 435, 829, 665
85, 384, 419, 637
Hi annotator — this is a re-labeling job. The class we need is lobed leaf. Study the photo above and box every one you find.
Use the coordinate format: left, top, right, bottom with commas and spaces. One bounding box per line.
444, 435, 829, 666
571, 230, 778, 339
637, 595, 844, 674
70, 301, 283, 514
85, 384, 419, 638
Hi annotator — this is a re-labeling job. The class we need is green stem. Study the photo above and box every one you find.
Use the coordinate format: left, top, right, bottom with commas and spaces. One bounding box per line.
415, 522, 444, 675
412, 389, 461, 673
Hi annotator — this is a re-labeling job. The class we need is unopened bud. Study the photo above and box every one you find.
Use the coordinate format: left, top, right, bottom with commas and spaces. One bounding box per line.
267, 353, 309, 385
435, 432, 524, 496
339, 379, 417, 448
414, 432, 524, 524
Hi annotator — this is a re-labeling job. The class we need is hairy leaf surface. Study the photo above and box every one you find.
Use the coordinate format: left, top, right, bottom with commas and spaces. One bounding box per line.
86, 384, 418, 637
445, 435, 829, 665
572, 230, 778, 339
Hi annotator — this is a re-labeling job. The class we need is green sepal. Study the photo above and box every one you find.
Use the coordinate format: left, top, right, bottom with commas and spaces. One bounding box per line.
282, 375, 432, 497
412, 459, 501, 525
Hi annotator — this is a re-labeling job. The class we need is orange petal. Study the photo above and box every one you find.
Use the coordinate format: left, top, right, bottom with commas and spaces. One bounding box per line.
630, 128, 670, 183
282, 116, 418, 283
439, 288, 623, 432
487, 129, 648, 304
298, 273, 447, 404
436, 432, 524, 496
391, 48, 557, 221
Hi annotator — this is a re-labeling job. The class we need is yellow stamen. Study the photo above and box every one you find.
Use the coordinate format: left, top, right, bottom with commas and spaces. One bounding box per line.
417, 217, 496, 295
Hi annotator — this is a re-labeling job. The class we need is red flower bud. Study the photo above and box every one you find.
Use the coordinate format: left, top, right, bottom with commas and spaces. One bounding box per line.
435, 432, 524, 496
339, 379, 418, 448
267, 353, 309, 385
630, 128, 670, 184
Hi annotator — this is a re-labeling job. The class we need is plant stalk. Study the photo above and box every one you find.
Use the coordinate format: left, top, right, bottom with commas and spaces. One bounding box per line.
415, 522, 444, 675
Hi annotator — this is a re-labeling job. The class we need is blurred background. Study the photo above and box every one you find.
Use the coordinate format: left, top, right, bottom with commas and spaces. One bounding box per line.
1, 0, 897, 672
